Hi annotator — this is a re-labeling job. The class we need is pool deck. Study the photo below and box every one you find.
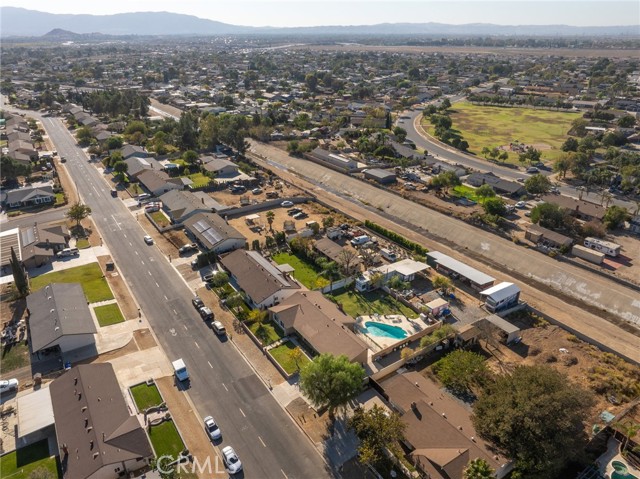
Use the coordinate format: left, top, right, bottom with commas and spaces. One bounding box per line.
597, 437, 640, 479
355, 313, 432, 351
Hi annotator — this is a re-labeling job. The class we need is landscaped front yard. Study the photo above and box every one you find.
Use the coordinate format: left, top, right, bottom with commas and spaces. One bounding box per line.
272, 252, 321, 289
93, 303, 125, 326
329, 289, 416, 318
0, 439, 59, 479
130, 382, 163, 412
148, 420, 185, 460
149, 210, 170, 228
30, 263, 114, 303
269, 341, 310, 375
247, 319, 284, 346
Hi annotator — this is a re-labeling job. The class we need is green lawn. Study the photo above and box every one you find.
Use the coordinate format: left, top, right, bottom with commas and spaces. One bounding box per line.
329, 289, 416, 318
54, 192, 66, 206
75, 238, 90, 249
93, 303, 125, 326
148, 420, 185, 460
422, 102, 581, 164
451, 185, 479, 202
1, 342, 30, 373
0, 439, 59, 479
186, 172, 211, 188
272, 252, 321, 289
269, 341, 310, 375
149, 210, 170, 227
130, 382, 163, 412
247, 320, 284, 346
30, 263, 114, 303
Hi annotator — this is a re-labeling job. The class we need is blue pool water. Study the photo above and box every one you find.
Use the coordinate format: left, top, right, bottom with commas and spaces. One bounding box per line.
611, 460, 639, 479
364, 321, 408, 339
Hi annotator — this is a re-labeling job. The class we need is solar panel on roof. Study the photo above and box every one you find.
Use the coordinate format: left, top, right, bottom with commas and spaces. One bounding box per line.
20, 228, 36, 246
193, 220, 209, 233
202, 229, 223, 246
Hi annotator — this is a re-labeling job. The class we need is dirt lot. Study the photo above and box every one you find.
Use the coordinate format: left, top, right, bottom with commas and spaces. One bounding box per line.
97, 255, 139, 320
481, 309, 640, 422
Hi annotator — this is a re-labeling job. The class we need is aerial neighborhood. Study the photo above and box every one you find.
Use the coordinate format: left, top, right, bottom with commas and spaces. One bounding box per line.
0, 6, 639, 479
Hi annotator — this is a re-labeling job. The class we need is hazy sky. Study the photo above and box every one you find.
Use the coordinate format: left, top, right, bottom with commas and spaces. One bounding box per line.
9, 1, 640, 27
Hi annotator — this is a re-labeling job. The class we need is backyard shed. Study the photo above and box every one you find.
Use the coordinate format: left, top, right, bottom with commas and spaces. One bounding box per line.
480, 282, 521, 313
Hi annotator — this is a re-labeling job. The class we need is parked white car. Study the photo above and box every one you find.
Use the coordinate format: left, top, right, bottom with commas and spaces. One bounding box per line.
0, 378, 19, 394
280, 200, 294, 207
221, 446, 242, 474
203, 416, 222, 440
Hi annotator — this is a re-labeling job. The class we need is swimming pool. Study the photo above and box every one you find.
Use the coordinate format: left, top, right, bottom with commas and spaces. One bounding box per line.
363, 321, 408, 339
611, 460, 639, 479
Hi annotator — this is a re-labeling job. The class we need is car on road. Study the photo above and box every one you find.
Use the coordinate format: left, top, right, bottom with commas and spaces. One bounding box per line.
550, 186, 560, 194
281, 200, 294, 207
221, 446, 242, 474
179, 243, 198, 255
192, 297, 204, 310
212, 320, 226, 336
515, 201, 527, 209
526, 167, 539, 174
60, 156, 67, 163
144, 235, 154, 245
199, 306, 214, 320
516, 177, 525, 183
251, 187, 263, 195
204, 416, 222, 441
0, 378, 19, 394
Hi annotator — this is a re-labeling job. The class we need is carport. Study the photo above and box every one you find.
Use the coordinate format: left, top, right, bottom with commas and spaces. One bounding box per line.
16, 386, 56, 448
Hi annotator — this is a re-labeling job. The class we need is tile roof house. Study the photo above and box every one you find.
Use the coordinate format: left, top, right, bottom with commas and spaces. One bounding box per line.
26, 283, 97, 355
136, 170, 183, 196
381, 371, 511, 479
2, 185, 55, 209
219, 249, 300, 308
269, 291, 369, 364
50, 363, 153, 479
183, 212, 246, 253
20, 223, 70, 268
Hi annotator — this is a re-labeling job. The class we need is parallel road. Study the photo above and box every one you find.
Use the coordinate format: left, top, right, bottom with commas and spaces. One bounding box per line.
40, 116, 331, 479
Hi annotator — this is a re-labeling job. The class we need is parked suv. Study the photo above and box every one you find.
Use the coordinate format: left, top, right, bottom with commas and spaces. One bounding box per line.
199, 307, 214, 320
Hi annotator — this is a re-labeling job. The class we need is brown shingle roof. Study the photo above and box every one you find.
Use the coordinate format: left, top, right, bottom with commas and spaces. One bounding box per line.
541, 194, 606, 220
50, 364, 153, 479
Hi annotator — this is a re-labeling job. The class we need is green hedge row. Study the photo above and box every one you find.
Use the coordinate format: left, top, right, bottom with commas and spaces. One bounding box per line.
364, 220, 428, 255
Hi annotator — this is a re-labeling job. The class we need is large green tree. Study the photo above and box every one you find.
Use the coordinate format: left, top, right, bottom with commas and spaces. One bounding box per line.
603, 205, 631, 230
299, 354, 364, 415
66, 202, 92, 227
349, 405, 406, 465
530, 202, 566, 230
433, 350, 490, 396
482, 197, 506, 216
0, 155, 32, 183
463, 458, 494, 479
524, 174, 552, 194
472, 365, 594, 479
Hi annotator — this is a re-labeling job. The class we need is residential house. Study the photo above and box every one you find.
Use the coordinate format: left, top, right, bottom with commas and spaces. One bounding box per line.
306, 148, 358, 172
120, 145, 149, 160
269, 291, 369, 365
219, 249, 299, 308
313, 238, 362, 273
390, 141, 425, 161
363, 168, 397, 184
524, 224, 573, 249
136, 170, 183, 196
50, 363, 153, 479
201, 156, 239, 177
20, 223, 70, 268
160, 190, 216, 223
479, 282, 521, 313
380, 371, 510, 479
466, 172, 525, 197
356, 258, 430, 292
26, 283, 97, 356
8, 139, 38, 161
541, 194, 606, 222
123, 156, 165, 179
183, 212, 246, 253
2, 185, 55, 209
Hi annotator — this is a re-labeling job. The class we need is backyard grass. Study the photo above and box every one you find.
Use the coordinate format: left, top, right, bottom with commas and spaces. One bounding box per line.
247, 319, 284, 345
130, 382, 163, 412
149, 210, 170, 227
93, 303, 125, 326
75, 238, 90, 249
1, 342, 30, 373
186, 172, 211, 188
329, 289, 416, 319
0, 439, 59, 479
148, 420, 185, 460
30, 263, 114, 303
451, 185, 479, 202
422, 102, 581, 164
272, 252, 321, 289
269, 341, 311, 375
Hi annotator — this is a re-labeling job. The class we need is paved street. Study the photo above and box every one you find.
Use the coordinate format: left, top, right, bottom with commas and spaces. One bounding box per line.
37, 115, 333, 479
248, 140, 640, 364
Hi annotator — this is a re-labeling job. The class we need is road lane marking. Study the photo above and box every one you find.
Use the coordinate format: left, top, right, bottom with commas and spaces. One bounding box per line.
155, 282, 160, 287
281, 469, 288, 479
129, 242, 132, 246
194, 341, 200, 349
163, 295, 168, 300
141, 260, 145, 265
148, 271, 152, 276
258, 436, 266, 447
222, 383, 228, 391
239, 407, 246, 417
173, 309, 177, 314
208, 361, 213, 369
183, 324, 187, 330
123, 234, 127, 238
135, 251, 139, 256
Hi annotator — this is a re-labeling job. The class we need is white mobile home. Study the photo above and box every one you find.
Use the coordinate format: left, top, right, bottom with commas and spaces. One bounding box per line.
583, 237, 621, 257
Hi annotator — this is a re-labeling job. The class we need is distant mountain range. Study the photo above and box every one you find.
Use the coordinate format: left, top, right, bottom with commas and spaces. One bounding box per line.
1, 7, 638, 38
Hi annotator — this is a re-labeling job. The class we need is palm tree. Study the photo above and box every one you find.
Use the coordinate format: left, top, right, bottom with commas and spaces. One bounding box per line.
265, 210, 275, 232
463, 458, 494, 479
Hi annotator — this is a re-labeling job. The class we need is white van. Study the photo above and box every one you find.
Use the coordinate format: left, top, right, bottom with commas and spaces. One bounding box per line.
137, 193, 151, 201
380, 248, 397, 262
350, 235, 370, 246
172, 358, 189, 381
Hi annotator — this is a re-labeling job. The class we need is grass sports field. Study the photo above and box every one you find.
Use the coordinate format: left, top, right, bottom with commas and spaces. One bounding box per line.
421, 102, 581, 164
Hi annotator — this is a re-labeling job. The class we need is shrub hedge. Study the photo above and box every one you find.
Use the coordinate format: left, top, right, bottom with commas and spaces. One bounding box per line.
364, 220, 428, 255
